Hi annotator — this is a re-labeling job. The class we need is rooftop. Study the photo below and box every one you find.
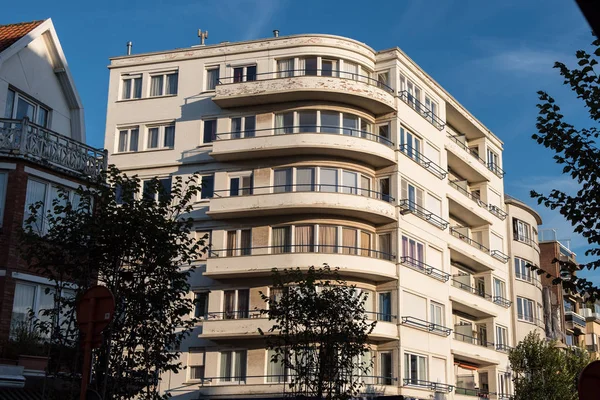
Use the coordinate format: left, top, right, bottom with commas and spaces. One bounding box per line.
0, 20, 44, 53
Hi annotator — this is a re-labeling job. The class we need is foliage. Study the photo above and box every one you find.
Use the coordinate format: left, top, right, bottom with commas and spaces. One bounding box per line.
0, 319, 46, 359
509, 332, 591, 400
531, 34, 600, 299
259, 265, 376, 400
20, 165, 206, 400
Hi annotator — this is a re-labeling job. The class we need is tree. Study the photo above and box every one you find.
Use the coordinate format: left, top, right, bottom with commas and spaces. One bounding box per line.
531, 34, 600, 299
20, 166, 207, 400
509, 332, 590, 400
259, 265, 376, 400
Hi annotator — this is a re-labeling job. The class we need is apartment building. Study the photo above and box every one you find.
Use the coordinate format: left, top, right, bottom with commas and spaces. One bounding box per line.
104, 33, 543, 400
0, 19, 106, 382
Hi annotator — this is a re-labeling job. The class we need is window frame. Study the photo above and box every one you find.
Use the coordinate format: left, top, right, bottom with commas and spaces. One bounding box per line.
23, 178, 78, 234
203, 119, 217, 144
404, 351, 428, 385
517, 296, 535, 323
232, 65, 257, 82
149, 71, 178, 97
206, 66, 220, 91
230, 115, 256, 139
145, 124, 175, 150
219, 349, 247, 383
5, 88, 50, 127
120, 75, 142, 100
199, 175, 215, 200
116, 126, 140, 153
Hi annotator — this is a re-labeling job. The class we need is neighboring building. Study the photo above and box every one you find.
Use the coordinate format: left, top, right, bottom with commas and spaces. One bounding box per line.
504, 195, 545, 343
581, 302, 600, 358
0, 19, 106, 380
104, 33, 543, 399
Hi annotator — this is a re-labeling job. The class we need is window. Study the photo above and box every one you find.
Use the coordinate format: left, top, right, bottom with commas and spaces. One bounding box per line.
379, 177, 391, 202
402, 235, 424, 269
189, 348, 205, 381
121, 76, 142, 99
241, 229, 252, 256
220, 350, 247, 382
233, 65, 257, 82
342, 60, 358, 80
517, 297, 535, 322
378, 292, 392, 322
117, 127, 139, 152
202, 119, 217, 144
230, 175, 253, 196
206, 67, 220, 90
319, 168, 338, 192
496, 325, 508, 349
321, 59, 337, 76
342, 113, 359, 136
493, 278, 506, 301
298, 110, 317, 132
272, 226, 291, 254
200, 175, 214, 199
378, 123, 390, 143
231, 116, 256, 138
146, 124, 175, 149
5, 88, 50, 127
400, 126, 422, 160
400, 74, 421, 109
226, 229, 252, 256
424, 94, 438, 121
142, 177, 172, 202
0, 172, 7, 227
401, 179, 423, 209
430, 301, 444, 327
379, 352, 393, 385
277, 58, 294, 78
267, 349, 290, 383
514, 257, 532, 282
321, 111, 340, 133
274, 168, 292, 193
404, 352, 427, 385
295, 225, 314, 252
24, 179, 78, 233
487, 148, 499, 171
513, 218, 531, 243
378, 233, 392, 260
377, 72, 389, 89
498, 372, 511, 396
342, 227, 357, 255
150, 72, 178, 96
320, 225, 338, 254
303, 57, 318, 75
223, 289, 249, 319
194, 293, 208, 318
275, 112, 294, 134
296, 168, 315, 192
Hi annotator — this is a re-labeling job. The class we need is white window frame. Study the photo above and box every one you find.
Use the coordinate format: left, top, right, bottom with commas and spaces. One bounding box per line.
231, 64, 257, 82
496, 325, 508, 348
116, 126, 140, 153
149, 71, 178, 97
517, 296, 535, 323
404, 352, 428, 385
230, 115, 256, 139
400, 126, 422, 160
145, 124, 175, 150
205, 66, 220, 91
120, 75, 142, 100
493, 277, 506, 300
5, 88, 50, 127
23, 178, 77, 234
514, 257, 532, 282
430, 301, 444, 327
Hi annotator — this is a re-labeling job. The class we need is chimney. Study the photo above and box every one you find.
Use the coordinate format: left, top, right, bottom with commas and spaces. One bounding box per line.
126, 41, 132, 55
273, 29, 279, 38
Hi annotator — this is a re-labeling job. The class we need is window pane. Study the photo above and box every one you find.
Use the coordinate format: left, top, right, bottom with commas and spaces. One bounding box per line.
295, 225, 314, 252
150, 76, 163, 96
272, 227, 291, 254
361, 231, 371, 256
342, 171, 357, 194
296, 168, 314, 192
122, 79, 132, 99
378, 234, 391, 260
24, 180, 46, 231
299, 111, 317, 132
230, 178, 240, 197
129, 129, 139, 151
237, 290, 249, 318
244, 116, 256, 138
275, 112, 294, 134
203, 120, 217, 143
148, 127, 159, 148
207, 68, 219, 90
133, 77, 142, 98
319, 225, 338, 254
274, 169, 292, 193
201, 175, 214, 199
319, 168, 338, 192
118, 130, 128, 152
342, 227, 357, 255
320, 111, 339, 133
233, 67, 244, 83
16, 97, 35, 121
246, 65, 257, 81
304, 57, 318, 75
277, 59, 294, 78
220, 352, 232, 381
342, 114, 358, 136
166, 73, 178, 95
5, 89, 15, 118
231, 118, 242, 139
37, 107, 48, 127
240, 230, 252, 255
322, 60, 334, 76
164, 126, 175, 148
11, 283, 36, 326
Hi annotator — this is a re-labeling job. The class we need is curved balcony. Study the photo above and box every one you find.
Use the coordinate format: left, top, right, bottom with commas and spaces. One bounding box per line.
205, 245, 397, 282
212, 70, 396, 115
207, 184, 396, 224
210, 125, 395, 167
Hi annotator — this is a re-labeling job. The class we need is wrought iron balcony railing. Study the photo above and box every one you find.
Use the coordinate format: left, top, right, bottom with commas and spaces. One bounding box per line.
449, 227, 489, 253
446, 133, 505, 178
401, 316, 452, 336
399, 199, 449, 230
402, 379, 454, 393
198, 374, 398, 386
490, 250, 509, 263
397, 91, 445, 130
0, 118, 107, 178
399, 144, 447, 179
401, 256, 450, 282
488, 204, 508, 220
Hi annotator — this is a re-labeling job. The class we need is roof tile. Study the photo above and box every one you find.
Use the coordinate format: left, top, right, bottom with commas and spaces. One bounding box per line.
0, 20, 45, 53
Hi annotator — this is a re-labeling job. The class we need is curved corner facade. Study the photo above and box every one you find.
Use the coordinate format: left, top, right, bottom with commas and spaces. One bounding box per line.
104, 34, 537, 400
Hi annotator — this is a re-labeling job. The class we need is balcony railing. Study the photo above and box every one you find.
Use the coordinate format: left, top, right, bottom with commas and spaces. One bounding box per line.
401, 316, 452, 336
487, 162, 505, 178
397, 91, 445, 130
0, 118, 107, 178
401, 256, 450, 282
198, 374, 397, 386
217, 69, 395, 93
488, 204, 508, 220
455, 387, 494, 399
454, 331, 495, 348
399, 199, 449, 230
449, 227, 489, 253
452, 277, 493, 301
399, 144, 447, 179
202, 309, 396, 323
490, 250, 509, 263
565, 311, 586, 329
493, 296, 512, 308
403, 379, 454, 393
208, 244, 396, 262
213, 183, 394, 203
495, 343, 513, 353
447, 180, 508, 221
446, 133, 504, 178
215, 124, 394, 147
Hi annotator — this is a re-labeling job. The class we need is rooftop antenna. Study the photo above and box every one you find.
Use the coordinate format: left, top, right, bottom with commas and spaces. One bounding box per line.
126, 41, 132, 55
198, 29, 208, 46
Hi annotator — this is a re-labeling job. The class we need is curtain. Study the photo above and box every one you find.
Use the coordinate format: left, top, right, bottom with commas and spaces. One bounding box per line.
118, 131, 127, 152
343, 60, 358, 80
267, 349, 285, 382
296, 168, 314, 192
319, 168, 337, 193
240, 230, 251, 255
150, 76, 163, 96
24, 179, 47, 232
12, 283, 36, 325
226, 231, 237, 256
237, 290, 249, 318
319, 226, 337, 254
166, 73, 178, 95
272, 227, 290, 253
277, 59, 294, 78
342, 228, 357, 254
361, 231, 371, 256
274, 169, 291, 193
224, 291, 235, 319
231, 118, 242, 139
275, 114, 285, 135
147, 127, 159, 148
129, 129, 139, 151
234, 351, 247, 382
163, 126, 175, 148
220, 352, 232, 381
378, 234, 391, 260
207, 68, 219, 90
295, 225, 314, 252
361, 175, 370, 197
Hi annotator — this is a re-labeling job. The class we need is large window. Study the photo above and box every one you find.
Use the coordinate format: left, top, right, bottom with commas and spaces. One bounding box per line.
220, 350, 247, 382
513, 218, 531, 243
223, 289, 249, 319
430, 301, 444, 327
231, 116, 256, 139
194, 293, 208, 318
146, 124, 175, 150
515, 257, 533, 282
402, 235, 424, 268
121, 75, 142, 100
399, 74, 422, 110
142, 177, 172, 202
400, 126, 422, 160
487, 148, 499, 171
5, 88, 49, 127
517, 297, 535, 322
117, 127, 140, 152
200, 175, 214, 199
233, 65, 257, 82
493, 278, 506, 301
277, 59, 294, 78
404, 352, 427, 385
23, 179, 81, 233
496, 325, 508, 349
379, 352, 393, 385
272, 167, 374, 198
229, 174, 253, 196
274, 110, 377, 141
267, 349, 290, 383
150, 72, 178, 96
225, 229, 251, 256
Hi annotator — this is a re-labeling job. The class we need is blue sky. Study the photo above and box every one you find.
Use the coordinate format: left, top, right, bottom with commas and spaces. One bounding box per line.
4, 0, 598, 283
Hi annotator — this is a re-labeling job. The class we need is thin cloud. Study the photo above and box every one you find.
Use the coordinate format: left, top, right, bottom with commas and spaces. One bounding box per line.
476, 48, 569, 75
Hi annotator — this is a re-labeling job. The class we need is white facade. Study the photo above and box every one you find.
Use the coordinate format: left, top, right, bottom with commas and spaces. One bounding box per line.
104, 34, 542, 400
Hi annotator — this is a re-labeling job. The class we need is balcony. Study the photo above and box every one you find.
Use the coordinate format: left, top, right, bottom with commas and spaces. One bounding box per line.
399, 199, 449, 230
400, 256, 450, 282
448, 180, 507, 221
446, 133, 491, 182
397, 91, 445, 130
565, 310, 586, 330
210, 125, 395, 167
205, 246, 397, 282
0, 118, 107, 178
212, 70, 395, 115
446, 132, 504, 179
450, 227, 489, 254
208, 184, 396, 224
451, 277, 511, 309
398, 145, 446, 180
447, 190, 493, 227
400, 316, 452, 336
402, 379, 453, 393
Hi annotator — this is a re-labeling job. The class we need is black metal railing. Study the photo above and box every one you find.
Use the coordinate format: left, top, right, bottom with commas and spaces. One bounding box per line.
488, 162, 505, 178
202, 310, 262, 320
402, 379, 454, 392
397, 91, 445, 130
496, 343, 513, 353
212, 183, 395, 203
448, 180, 489, 207
565, 311, 586, 328
488, 204, 508, 220
0, 118, 107, 178
399, 144, 447, 179
401, 316, 452, 336
491, 250, 509, 263
454, 331, 495, 348
455, 387, 492, 399
401, 256, 450, 282
199, 374, 398, 386
215, 124, 395, 147
449, 227, 489, 253
451, 277, 493, 301
493, 296, 512, 308
208, 244, 396, 262
365, 311, 397, 322
217, 69, 395, 93
399, 199, 449, 230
